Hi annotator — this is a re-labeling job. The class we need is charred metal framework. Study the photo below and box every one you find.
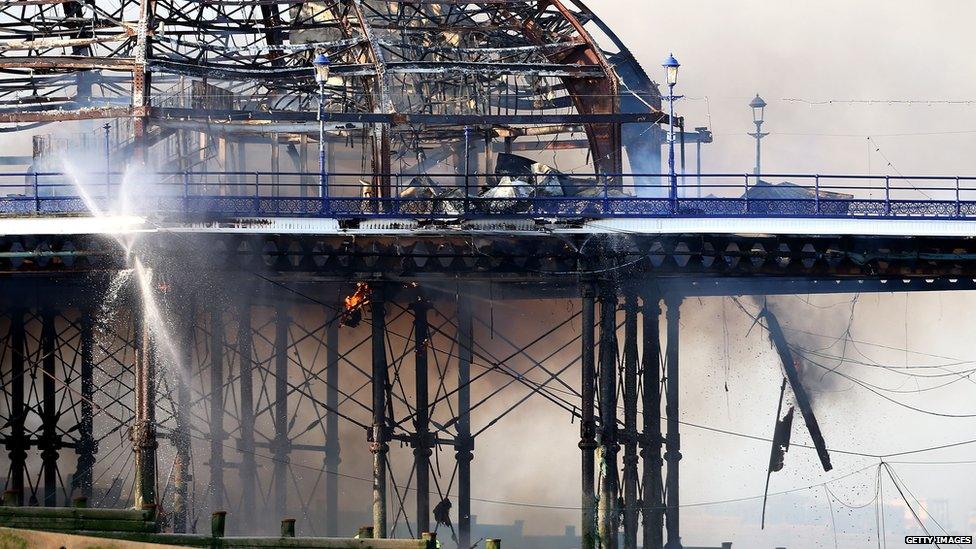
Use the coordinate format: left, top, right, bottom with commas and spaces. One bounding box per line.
0, 0, 664, 192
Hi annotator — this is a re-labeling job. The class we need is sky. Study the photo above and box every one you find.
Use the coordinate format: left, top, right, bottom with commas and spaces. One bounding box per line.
595, 0, 976, 177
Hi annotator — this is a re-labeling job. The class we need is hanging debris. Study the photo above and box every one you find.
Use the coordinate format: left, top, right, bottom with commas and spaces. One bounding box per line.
760, 307, 833, 472
761, 377, 795, 529
341, 282, 371, 327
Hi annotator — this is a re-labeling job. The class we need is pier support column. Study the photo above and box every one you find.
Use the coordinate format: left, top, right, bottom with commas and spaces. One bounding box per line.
238, 304, 256, 525
641, 292, 664, 549
325, 304, 341, 536
7, 310, 27, 506
597, 284, 619, 549
580, 283, 598, 549
456, 297, 473, 549
412, 299, 432, 534
74, 312, 96, 501
274, 305, 291, 518
664, 295, 682, 549
209, 309, 225, 512
622, 292, 640, 549
132, 310, 158, 510
40, 310, 59, 507
370, 291, 389, 538
172, 301, 194, 532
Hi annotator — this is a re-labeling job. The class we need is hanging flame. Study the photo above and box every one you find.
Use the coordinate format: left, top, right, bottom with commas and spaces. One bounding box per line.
341, 282, 371, 327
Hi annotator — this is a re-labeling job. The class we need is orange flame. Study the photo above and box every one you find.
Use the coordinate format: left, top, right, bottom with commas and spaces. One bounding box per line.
341, 282, 371, 327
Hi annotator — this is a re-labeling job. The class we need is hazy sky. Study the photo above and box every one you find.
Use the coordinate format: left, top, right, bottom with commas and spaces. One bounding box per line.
596, 0, 976, 177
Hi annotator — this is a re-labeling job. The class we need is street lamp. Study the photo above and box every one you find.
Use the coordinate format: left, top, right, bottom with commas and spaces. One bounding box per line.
662, 53, 680, 207
748, 93, 769, 179
312, 52, 331, 208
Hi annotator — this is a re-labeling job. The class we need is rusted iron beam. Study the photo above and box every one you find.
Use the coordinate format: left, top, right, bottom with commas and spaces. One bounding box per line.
0, 107, 133, 123
0, 57, 136, 70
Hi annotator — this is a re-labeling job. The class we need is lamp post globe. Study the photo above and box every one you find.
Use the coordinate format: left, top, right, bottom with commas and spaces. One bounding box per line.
662, 53, 679, 86
313, 52, 331, 83
749, 94, 766, 124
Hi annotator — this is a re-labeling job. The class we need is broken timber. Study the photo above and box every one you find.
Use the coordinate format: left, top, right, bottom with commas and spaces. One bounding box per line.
760, 307, 833, 472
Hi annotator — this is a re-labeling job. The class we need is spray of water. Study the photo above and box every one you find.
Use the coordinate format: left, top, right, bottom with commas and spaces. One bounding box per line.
61, 159, 186, 382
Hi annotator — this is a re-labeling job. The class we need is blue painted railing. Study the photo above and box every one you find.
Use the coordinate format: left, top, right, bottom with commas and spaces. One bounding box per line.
3, 171, 976, 220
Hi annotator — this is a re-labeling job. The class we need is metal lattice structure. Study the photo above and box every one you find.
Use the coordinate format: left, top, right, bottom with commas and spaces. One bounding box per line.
0, 0, 664, 187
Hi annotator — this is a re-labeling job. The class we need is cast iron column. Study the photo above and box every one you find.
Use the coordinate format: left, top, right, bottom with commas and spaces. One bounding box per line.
413, 299, 432, 534
325, 306, 341, 536
664, 295, 682, 549
209, 309, 224, 511
7, 310, 27, 505
370, 290, 389, 537
40, 310, 59, 506
172, 301, 194, 532
456, 296, 473, 549
622, 293, 639, 549
597, 284, 619, 549
238, 303, 257, 524
132, 309, 158, 510
580, 283, 598, 549
274, 304, 290, 518
641, 292, 664, 549
74, 312, 96, 501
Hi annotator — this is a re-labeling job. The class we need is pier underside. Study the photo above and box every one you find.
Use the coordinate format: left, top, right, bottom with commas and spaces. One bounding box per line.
0, 229, 974, 546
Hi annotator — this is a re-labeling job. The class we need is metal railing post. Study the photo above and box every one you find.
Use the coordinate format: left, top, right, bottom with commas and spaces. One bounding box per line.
603, 175, 610, 214
956, 176, 961, 217
33, 173, 39, 213
743, 174, 750, 214
814, 175, 820, 215
254, 172, 260, 215
393, 174, 400, 216
885, 175, 891, 215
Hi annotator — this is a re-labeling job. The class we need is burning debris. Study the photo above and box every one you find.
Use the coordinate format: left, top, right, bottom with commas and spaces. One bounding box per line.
392, 153, 628, 216
341, 282, 371, 327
